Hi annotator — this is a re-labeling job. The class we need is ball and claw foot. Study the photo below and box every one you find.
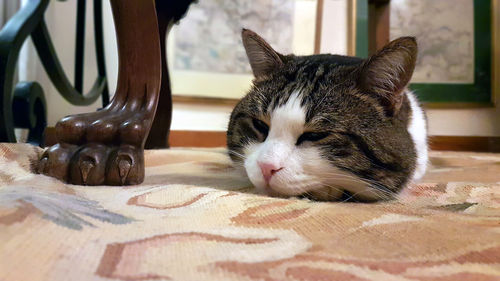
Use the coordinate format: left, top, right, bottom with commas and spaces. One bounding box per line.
38, 95, 151, 186
37, 0, 170, 186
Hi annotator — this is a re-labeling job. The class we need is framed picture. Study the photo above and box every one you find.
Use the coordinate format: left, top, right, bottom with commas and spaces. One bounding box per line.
352, 0, 499, 108
167, 0, 320, 102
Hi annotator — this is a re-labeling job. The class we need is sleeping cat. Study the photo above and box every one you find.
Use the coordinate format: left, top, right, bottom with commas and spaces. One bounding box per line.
227, 29, 428, 201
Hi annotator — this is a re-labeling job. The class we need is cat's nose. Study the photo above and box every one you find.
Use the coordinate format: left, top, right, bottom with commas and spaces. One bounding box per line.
258, 162, 283, 184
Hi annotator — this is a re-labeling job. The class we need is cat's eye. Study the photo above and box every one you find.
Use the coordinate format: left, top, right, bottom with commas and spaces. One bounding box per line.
296, 132, 329, 145
251, 118, 269, 138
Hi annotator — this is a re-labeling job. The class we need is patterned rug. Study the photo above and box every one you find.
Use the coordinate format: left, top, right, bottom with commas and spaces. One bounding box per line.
0, 143, 499, 281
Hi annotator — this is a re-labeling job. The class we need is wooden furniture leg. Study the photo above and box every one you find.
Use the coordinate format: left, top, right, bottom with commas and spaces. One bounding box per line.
145, 1, 195, 149
38, 0, 162, 185
368, 0, 391, 55
145, 1, 174, 149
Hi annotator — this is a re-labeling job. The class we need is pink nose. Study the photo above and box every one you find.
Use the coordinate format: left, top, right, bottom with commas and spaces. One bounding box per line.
258, 162, 283, 184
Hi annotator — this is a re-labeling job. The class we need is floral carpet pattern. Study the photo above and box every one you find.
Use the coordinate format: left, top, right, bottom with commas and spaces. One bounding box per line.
0, 143, 499, 281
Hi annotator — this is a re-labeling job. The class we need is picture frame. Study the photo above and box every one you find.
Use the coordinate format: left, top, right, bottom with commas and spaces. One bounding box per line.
167, 0, 321, 103
350, 0, 499, 108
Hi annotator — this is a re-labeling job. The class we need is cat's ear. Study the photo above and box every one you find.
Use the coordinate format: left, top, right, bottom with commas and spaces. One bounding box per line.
357, 37, 417, 115
242, 28, 284, 78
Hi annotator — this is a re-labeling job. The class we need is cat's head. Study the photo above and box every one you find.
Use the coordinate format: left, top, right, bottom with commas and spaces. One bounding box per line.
227, 29, 420, 201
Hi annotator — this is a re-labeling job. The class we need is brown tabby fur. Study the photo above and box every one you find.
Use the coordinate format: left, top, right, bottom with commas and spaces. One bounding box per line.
227, 29, 419, 199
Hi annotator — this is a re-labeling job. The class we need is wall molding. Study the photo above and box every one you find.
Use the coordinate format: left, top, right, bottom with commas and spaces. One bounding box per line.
43, 128, 500, 152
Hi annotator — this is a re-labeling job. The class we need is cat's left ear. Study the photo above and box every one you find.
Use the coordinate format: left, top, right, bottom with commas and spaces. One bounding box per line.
357, 37, 417, 115
242, 28, 284, 79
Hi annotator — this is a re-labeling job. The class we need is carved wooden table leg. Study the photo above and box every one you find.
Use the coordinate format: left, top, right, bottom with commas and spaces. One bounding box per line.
38, 0, 161, 185
145, 1, 194, 149
144, 0, 173, 149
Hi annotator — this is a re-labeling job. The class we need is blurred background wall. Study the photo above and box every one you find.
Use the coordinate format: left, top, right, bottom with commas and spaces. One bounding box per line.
17, 0, 500, 137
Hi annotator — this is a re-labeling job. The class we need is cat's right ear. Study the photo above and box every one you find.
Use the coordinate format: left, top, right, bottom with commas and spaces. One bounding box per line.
242, 28, 284, 78
357, 37, 417, 116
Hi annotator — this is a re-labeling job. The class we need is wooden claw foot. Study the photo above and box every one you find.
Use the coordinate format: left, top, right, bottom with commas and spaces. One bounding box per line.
38, 0, 196, 185
38, 0, 162, 185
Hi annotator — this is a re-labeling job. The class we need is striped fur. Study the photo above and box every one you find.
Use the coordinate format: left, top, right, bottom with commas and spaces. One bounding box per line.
227, 30, 428, 201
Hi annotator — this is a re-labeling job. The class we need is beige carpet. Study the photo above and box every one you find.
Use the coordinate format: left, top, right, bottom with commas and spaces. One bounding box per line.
0, 143, 499, 281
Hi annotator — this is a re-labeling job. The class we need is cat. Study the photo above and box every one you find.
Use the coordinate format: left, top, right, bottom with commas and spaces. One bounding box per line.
226, 29, 428, 202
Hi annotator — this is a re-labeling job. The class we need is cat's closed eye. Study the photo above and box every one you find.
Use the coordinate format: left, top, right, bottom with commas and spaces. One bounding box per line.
251, 118, 269, 139
296, 132, 330, 145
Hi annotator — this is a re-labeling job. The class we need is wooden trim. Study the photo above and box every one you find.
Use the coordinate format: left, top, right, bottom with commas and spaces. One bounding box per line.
368, 0, 390, 54
43, 128, 500, 152
42, 128, 227, 148
346, 0, 357, 56
169, 130, 227, 147
171, 133, 500, 152
173, 95, 239, 106
423, 102, 495, 109
429, 136, 500, 152
314, 0, 324, 54
170, 133, 500, 152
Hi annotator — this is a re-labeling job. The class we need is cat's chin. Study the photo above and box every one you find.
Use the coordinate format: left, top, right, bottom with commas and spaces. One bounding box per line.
251, 180, 341, 200
303, 186, 345, 201
251, 182, 297, 197
252, 184, 345, 201
250, 180, 307, 197
253, 186, 289, 198
252, 177, 395, 202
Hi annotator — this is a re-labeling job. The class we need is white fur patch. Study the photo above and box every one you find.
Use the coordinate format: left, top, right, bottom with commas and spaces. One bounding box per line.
244, 91, 310, 195
406, 91, 428, 181
243, 90, 428, 201
244, 91, 376, 200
